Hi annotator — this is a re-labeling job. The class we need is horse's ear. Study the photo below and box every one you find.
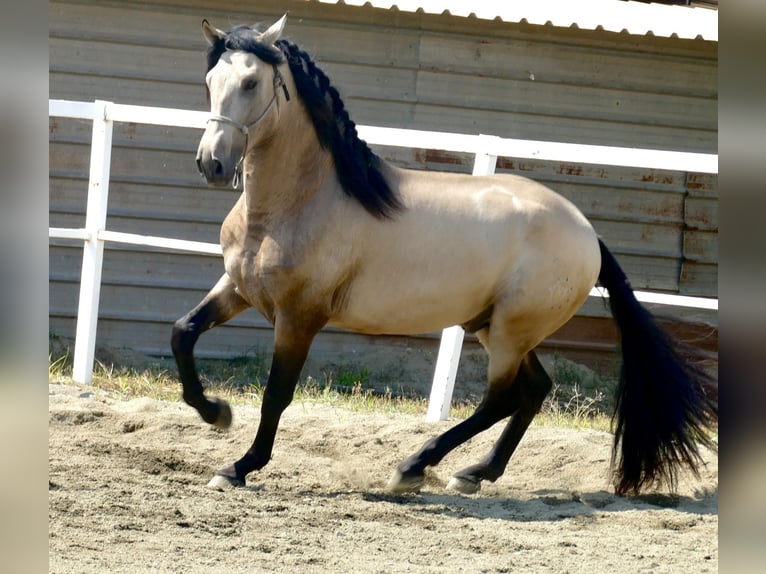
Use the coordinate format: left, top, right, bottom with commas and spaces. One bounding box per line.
257, 12, 288, 46
202, 19, 226, 46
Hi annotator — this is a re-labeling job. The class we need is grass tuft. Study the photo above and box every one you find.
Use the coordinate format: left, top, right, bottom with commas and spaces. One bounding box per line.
48, 342, 611, 429
538, 383, 611, 431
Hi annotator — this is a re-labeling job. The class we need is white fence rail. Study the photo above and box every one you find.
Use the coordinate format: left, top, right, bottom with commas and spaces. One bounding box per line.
49, 99, 718, 421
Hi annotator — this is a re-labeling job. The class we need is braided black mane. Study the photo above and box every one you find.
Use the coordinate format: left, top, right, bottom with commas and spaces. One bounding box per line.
205, 25, 402, 219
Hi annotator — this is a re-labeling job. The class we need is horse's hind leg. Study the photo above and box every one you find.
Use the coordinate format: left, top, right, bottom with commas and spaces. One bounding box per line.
447, 350, 552, 494
387, 331, 526, 493
171, 273, 249, 427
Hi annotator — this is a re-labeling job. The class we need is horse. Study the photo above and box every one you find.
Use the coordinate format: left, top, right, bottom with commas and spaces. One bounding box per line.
172, 14, 718, 496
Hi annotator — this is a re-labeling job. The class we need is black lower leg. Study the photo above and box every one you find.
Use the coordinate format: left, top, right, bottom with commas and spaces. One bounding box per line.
171, 275, 248, 425
171, 314, 221, 425
453, 351, 552, 485
396, 383, 521, 480
452, 410, 537, 484
218, 375, 300, 480
213, 320, 321, 485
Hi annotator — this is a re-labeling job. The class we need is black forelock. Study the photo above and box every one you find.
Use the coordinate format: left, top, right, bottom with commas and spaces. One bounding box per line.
205, 24, 285, 98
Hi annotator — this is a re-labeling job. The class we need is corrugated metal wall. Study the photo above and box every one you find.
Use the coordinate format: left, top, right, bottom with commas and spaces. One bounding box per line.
49, 0, 718, 389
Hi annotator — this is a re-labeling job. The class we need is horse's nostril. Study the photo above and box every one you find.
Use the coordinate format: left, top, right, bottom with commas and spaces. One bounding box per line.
196, 157, 204, 174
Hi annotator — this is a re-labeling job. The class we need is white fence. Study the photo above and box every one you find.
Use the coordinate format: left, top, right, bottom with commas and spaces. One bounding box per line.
49, 99, 718, 421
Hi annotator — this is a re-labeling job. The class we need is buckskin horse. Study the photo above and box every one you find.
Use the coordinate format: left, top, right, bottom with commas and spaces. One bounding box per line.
171, 14, 718, 496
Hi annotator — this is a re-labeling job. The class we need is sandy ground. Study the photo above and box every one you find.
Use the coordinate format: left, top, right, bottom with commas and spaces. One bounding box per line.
49, 382, 717, 573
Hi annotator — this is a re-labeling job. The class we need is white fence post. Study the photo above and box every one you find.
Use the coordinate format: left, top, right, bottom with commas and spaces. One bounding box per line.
71, 100, 113, 385
425, 137, 499, 422
425, 326, 466, 422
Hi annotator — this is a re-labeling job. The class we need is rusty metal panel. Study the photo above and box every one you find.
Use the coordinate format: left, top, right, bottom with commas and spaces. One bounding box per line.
685, 196, 718, 231
683, 230, 718, 263
681, 171, 718, 294
686, 173, 719, 197
680, 262, 717, 297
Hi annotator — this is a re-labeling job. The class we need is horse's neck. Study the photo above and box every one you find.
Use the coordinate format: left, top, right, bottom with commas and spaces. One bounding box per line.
241, 108, 333, 222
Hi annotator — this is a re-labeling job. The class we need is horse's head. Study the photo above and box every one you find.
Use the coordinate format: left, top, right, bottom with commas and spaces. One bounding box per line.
196, 14, 290, 188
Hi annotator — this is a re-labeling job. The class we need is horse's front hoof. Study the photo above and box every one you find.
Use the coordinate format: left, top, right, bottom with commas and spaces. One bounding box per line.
386, 470, 424, 493
206, 473, 245, 491
446, 475, 481, 495
211, 398, 232, 429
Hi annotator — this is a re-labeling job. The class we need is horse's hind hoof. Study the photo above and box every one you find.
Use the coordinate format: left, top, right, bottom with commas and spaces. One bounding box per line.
206, 473, 245, 491
386, 470, 424, 493
446, 476, 481, 495
211, 398, 232, 429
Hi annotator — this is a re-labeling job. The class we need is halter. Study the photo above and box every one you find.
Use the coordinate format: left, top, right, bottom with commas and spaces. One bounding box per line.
206, 64, 291, 188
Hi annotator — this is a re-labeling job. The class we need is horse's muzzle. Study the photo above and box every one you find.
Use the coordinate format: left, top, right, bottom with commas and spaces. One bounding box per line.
196, 152, 234, 188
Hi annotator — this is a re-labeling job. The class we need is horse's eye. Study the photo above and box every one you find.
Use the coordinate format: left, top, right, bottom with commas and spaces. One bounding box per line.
242, 78, 258, 91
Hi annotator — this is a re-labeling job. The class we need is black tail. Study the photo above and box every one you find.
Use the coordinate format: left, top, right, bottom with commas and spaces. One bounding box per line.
597, 239, 718, 495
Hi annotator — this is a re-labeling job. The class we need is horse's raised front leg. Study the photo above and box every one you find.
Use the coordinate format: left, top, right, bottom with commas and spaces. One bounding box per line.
207, 311, 326, 489
171, 273, 249, 427
447, 350, 552, 494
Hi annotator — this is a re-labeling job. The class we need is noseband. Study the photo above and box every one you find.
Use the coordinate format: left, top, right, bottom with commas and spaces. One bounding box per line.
207, 65, 291, 188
